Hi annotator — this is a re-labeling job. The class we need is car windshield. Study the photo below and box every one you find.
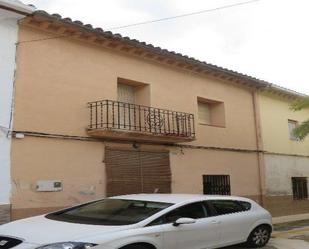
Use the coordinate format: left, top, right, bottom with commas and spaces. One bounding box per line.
46, 199, 173, 225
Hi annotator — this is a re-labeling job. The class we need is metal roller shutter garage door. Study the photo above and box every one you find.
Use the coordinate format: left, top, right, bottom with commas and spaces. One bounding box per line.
105, 148, 171, 197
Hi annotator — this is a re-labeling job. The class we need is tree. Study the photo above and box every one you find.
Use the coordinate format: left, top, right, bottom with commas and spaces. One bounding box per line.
290, 97, 309, 140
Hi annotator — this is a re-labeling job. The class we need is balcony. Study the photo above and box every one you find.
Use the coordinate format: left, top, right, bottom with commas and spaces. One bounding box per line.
87, 100, 196, 144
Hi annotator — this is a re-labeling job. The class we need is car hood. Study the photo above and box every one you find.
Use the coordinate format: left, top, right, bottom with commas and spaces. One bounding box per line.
0, 215, 135, 244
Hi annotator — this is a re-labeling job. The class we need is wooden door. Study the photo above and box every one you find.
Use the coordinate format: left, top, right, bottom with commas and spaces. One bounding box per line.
105, 148, 171, 197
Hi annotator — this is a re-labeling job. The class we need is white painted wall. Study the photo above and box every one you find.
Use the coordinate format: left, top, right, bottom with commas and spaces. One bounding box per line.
0, 1, 34, 205
265, 154, 309, 196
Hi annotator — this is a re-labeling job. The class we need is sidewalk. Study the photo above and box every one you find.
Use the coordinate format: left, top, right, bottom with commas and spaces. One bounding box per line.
269, 213, 309, 248
227, 213, 309, 248
273, 213, 309, 224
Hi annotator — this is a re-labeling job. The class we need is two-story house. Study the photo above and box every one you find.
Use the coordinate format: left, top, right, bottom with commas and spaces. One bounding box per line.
258, 86, 309, 216
2, 6, 308, 222
0, 0, 33, 224
7, 10, 269, 220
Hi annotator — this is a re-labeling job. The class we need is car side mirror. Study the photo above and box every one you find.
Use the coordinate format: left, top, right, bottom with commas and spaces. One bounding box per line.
173, 217, 196, 227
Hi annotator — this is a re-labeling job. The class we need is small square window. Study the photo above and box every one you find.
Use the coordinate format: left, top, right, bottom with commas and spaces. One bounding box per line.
197, 98, 225, 127
198, 102, 211, 125
288, 120, 299, 141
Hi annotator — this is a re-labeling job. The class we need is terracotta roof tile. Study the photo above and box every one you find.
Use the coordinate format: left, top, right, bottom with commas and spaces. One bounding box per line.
30, 10, 307, 97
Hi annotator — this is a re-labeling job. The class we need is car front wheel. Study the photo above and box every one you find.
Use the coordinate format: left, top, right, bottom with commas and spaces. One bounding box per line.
246, 225, 271, 248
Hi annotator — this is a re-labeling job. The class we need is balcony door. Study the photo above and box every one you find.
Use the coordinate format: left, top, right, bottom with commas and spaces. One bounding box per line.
118, 83, 136, 104
117, 83, 136, 130
105, 148, 171, 197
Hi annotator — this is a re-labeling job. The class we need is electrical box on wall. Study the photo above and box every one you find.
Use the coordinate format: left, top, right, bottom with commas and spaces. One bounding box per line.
36, 180, 62, 192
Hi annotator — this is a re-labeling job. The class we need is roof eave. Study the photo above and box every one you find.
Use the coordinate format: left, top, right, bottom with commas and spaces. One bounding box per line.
29, 11, 270, 90
26, 10, 308, 96
0, 0, 35, 15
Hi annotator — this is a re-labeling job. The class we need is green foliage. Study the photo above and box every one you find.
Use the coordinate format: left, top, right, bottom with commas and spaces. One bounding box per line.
290, 97, 309, 140
290, 97, 309, 111
293, 119, 309, 140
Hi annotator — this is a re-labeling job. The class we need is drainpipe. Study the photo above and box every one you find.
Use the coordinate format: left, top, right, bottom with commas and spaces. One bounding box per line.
252, 89, 266, 206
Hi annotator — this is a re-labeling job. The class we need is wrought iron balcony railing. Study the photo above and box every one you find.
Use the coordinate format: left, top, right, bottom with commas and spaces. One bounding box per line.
87, 100, 195, 142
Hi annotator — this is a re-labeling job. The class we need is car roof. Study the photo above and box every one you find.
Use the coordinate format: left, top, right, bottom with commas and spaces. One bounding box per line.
109, 194, 253, 204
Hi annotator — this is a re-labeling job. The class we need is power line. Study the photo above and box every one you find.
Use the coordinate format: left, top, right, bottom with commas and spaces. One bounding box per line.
17, 0, 261, 44
17, 34, 68, 44
108, 0, 261, 30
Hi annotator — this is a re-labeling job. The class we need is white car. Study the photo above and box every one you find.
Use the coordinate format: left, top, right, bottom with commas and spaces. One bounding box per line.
0, 194, 272, 249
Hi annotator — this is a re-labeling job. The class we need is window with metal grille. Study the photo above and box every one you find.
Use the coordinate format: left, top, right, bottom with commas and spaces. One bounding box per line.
203, 175, 231, 195
292, 177, 308, 200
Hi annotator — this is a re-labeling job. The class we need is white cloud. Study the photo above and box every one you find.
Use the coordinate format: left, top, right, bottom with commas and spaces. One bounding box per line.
22, 0, 309, 94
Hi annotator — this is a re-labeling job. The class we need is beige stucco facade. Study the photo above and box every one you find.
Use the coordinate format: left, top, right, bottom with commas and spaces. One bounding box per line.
8, 20, 263, 220
170, 147, 261, 199
14, 25, 258, 150
11, 137, 261, 220
259, 93, 309, 155
259, 92, 309, 216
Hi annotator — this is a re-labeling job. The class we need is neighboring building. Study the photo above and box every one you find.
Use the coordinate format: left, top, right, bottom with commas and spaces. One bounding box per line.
258, 86, 309, 216
8, 10, 269, 220
0, 0, 33, 224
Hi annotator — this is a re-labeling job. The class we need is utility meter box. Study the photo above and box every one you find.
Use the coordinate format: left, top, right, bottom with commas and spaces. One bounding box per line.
36, 180, 62, 192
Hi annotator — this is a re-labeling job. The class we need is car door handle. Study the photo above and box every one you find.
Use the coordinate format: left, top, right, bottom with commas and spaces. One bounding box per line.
211, 220, 221, 224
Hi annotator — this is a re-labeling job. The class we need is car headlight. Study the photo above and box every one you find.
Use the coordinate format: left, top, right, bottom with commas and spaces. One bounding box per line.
37, 242, 97, 249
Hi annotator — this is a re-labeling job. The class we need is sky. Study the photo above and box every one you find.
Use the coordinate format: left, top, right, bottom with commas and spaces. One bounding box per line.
22, 0, 309, 94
